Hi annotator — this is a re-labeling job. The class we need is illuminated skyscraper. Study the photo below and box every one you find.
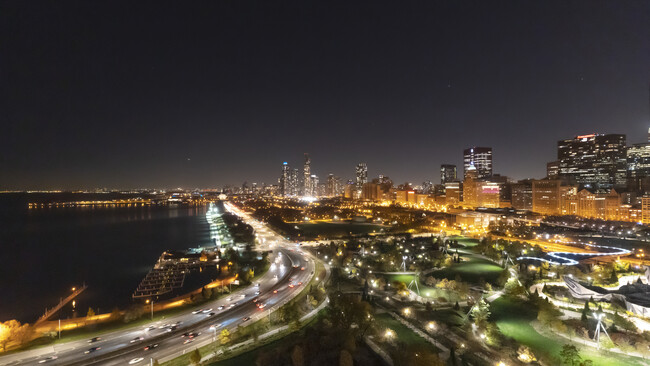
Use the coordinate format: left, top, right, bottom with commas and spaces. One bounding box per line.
356, 163, 367, 193
280, 162, 290, 197
557, 133, 626, 189
463, 147, 492, 179
303, 153, 311, 196
440, 164, 457, 184
290, 168, 299, 196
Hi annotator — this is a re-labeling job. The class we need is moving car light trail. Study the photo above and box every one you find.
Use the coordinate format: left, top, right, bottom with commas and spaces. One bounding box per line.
516, 242, 631, 265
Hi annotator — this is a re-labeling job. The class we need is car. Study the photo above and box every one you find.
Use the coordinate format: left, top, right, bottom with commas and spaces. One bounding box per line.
242, 316, 251, 322
143, 344, 159, 351
273, 289, 278, 294
88, 337, 101, 343
288, 284, 295, 288
256, 283, 261, 287
130, 336, 144, 343
202, 308, 213, 313
183, 338, 194, 344
297, 282, 303, 286
181, 332, 191, 338
273, 275, 278, 279
229, 303, 235, 308
207, 312, 216, 317
255, 291, 261, 295
38, 356, 58, 363
301, 267, 305, 271
217, 305, 224, 310
192, 309, 204, 314
84, 347, 101, 354
253, 298, 259, 303
209, 323, 222, 330
128, 357, 144, 365
145, 325, 156, 331
257, 303, 266, 309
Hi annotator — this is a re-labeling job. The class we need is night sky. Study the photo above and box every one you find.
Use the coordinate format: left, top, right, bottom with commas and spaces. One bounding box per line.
1, 0, 649, 189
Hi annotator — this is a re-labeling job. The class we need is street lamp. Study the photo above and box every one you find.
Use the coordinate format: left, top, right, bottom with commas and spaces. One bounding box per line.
403, 308, 411, 316
384, 329, 394, 339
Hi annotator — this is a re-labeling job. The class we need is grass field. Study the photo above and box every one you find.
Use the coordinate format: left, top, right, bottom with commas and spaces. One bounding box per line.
490, 297, 646, 366
448, 236, 479, 247
430, 253, 504, 284
374, 313, 440, 353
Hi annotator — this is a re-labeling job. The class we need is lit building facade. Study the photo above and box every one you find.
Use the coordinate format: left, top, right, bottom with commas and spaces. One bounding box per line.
303, 153, 311, 196
356, 163, 368, 193
627, 143, 650, 192
440, 164, 457, 184
463, 147, 492, 179
557, 133, 627, 190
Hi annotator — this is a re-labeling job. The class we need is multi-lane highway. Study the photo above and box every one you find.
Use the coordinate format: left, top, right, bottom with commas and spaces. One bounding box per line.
0, 204, 317, 366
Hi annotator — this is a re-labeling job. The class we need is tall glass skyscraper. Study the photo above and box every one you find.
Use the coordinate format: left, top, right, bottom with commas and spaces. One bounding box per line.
463, 147, 492, 179
557, 133, 627, 190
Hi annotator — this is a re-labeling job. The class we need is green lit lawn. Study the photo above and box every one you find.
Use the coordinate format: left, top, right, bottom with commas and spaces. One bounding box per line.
383, 274, 462, 302
374, 313, 440, 353
448, 236, 479, 247
491, 297, 646, 366
431, 255, 504, 284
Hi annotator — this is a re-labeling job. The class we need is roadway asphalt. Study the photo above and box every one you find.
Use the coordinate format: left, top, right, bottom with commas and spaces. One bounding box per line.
0, 205, 316, 366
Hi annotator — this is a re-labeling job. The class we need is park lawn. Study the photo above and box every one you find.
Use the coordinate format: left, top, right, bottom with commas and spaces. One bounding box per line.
374, 313, 441, 354
430, 255, 504, 284
448, 236, 479, 247
491, 297, 646, 366
384, 274, 463, 302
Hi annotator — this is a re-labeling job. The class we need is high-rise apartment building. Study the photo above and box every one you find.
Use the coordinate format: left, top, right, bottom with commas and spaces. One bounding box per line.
557, 133, 627, 189
356, 163, 368, 193
327, 174, 341, 197
463, 147, 492, 179
303, 153, 311, 196
280, 162, 290, 197
440, 164, 457, 184
627, 142, 650, 192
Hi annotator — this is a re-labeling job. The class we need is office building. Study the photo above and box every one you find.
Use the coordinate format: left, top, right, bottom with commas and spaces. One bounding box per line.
280, 162, 290, 197
303, 153, 311, 196
511, 180, 533, 211
463, 147, 493, 179
356, 163, 368, 193
557, 133, 627, 189
627, 142, 650, 192
547, 161, 560, 179
327, 174, 341, 197
440, 164, 457, 184
444, 182, 461, 205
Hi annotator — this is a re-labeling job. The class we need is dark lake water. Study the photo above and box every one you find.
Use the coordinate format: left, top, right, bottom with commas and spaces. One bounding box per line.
0, 193, 211, 323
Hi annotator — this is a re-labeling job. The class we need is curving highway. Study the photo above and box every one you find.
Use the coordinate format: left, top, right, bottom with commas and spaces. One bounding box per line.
0, 204, 317, 366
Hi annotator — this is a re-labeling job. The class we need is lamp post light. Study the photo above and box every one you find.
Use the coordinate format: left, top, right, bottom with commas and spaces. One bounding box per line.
592, 312, 611, 349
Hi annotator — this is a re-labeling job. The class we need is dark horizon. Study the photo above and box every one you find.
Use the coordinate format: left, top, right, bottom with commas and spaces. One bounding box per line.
2, 0, 649, 190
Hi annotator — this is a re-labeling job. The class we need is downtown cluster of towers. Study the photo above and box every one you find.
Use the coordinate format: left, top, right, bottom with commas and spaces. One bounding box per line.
278, 153, 368, 198
268, 129, 650, 223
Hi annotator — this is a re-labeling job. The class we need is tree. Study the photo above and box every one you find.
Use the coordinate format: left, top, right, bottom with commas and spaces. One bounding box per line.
86, 307, 95, 318
339, 349, 354, 366
470, 298, 490, 325
189, 348, 201, 365
291, 345, 304, 366
559, 344, 581, 366
219, 329, 231, 346
581, 301, 590, 322
202, 286, 212, 300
